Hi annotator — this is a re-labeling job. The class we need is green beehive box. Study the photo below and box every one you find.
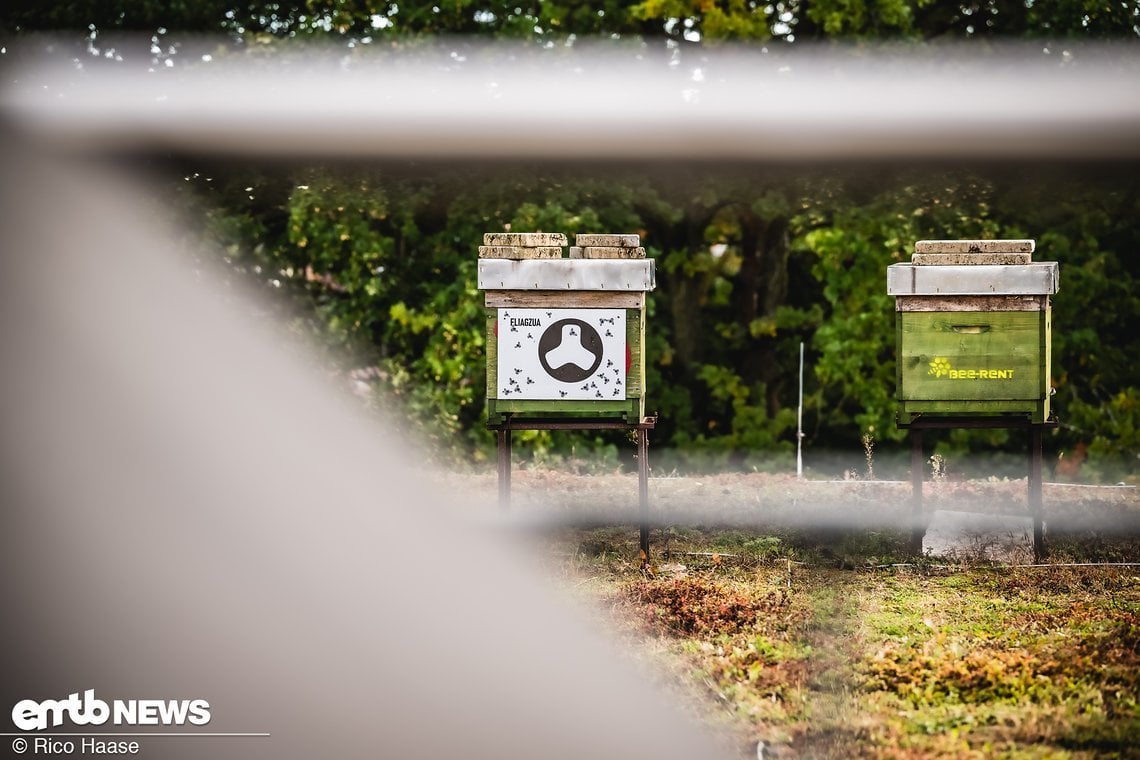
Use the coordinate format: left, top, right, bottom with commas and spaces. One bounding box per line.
477, 235, 655, 425
887, 240, 1059, 425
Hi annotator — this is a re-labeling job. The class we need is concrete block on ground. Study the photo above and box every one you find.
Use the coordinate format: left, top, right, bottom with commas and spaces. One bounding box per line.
924, 509, 1035, 563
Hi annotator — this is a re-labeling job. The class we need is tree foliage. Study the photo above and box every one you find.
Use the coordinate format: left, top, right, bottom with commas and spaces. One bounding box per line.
177, 158, 1140, 478
5, 1, 1139, 479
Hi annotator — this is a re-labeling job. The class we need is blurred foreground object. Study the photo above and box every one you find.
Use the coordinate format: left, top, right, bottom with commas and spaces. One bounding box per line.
2, 39, 1139, 162
2, 38, 1138, 758
0, 69, 726, 760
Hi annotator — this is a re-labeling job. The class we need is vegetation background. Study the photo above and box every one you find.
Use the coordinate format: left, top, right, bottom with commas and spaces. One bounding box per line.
4, 0, 1139, 480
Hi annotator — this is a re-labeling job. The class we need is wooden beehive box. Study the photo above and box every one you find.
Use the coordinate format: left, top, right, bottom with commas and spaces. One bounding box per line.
477, 233, 653, 424
887, 240, 1059, 425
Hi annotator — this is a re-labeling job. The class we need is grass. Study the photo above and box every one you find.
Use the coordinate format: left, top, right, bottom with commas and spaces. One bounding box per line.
539, 525, 1140, 759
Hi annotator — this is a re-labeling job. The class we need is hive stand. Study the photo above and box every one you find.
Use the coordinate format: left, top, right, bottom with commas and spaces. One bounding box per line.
900, 415, 1058, 563
489, 415, 657, 563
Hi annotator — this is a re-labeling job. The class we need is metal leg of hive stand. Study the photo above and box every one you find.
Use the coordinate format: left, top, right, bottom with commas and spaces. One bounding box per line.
638, 425, 650, 567
1028, 425, 1045, 563
497, 426, 512, 512
910, 428, 925, 556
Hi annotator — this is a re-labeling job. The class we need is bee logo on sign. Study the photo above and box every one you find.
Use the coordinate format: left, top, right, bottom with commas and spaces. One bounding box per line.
498, 308, 626, 400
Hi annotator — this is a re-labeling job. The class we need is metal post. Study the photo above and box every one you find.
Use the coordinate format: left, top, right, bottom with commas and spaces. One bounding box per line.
496, 426, 512, 512
910, 428, 924, 555
796, 341, 804, 479
1029, 425, 1045, 562
638, 425, 650, 567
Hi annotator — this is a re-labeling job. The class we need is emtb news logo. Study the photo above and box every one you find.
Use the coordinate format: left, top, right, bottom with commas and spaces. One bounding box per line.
11, 690, 210, 731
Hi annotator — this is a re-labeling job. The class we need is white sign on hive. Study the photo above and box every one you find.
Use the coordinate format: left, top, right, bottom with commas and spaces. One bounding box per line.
497, 308, 626, 400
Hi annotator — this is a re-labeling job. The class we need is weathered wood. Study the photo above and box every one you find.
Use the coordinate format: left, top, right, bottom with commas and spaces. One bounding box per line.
485, 309, 498, 396
915, 239, 1035, 254
575, 233, 640, 247
626, 308, 644, 402
488, 398, 639, 416
895, 294, 1048, 312
912, 252, 1032, 265
478, 245, 563, 259
485, 290, 644, 309
483, 232, 568, 247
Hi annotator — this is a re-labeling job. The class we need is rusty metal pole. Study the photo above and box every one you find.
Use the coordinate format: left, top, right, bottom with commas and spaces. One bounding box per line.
910, 428, 924, 556
1029, 425, 1045, 562
497, 425, 512, 512
638, 425, 650, 567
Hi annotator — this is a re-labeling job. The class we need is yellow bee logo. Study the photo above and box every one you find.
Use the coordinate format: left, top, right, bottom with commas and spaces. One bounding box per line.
928, 357, 951, 378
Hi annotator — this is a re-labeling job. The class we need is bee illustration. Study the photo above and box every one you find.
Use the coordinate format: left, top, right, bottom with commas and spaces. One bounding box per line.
559, 390, 568, 397
514, 342, 521, 349
526, 377, 535, 385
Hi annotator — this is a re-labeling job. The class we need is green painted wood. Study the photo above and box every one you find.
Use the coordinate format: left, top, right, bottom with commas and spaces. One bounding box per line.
897, 311, 1047, 401
486, 308, 497, 394
487, 398, 642, 424
896, 308, 1051, 423
626, 307, 643, 399
898, 400, 1047, 424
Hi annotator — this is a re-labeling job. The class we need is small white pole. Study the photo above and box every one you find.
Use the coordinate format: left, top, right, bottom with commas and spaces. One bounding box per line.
797, 341, 804, 479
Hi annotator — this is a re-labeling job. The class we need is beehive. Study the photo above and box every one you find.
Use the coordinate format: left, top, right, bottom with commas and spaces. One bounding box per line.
477, 233, 654, 424
887, 239, 1059, 425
